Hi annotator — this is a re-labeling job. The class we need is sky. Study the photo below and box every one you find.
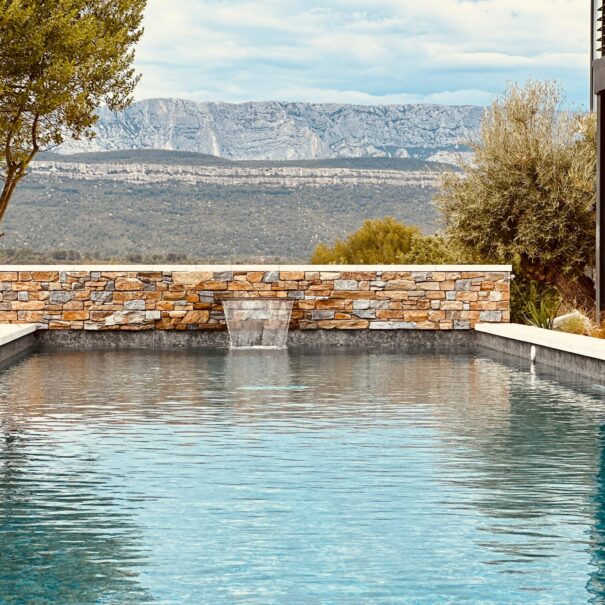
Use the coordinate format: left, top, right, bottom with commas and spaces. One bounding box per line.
134, 0, 590, 108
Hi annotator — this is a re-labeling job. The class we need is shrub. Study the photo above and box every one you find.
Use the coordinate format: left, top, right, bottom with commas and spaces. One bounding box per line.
400, 234, 461, 264
513, 279, 561, 329
555, 315, 587, 335
310, 218, 421, 264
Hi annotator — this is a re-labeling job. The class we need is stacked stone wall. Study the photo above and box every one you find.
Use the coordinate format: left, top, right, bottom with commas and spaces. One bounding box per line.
0, 266, 511, 331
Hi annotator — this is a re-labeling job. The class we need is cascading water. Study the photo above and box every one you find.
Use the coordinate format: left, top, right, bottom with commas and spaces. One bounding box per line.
222, 299, 294, 349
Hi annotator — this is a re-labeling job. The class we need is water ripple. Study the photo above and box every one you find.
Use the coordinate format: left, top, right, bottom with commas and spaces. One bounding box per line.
0, 349, 604, 604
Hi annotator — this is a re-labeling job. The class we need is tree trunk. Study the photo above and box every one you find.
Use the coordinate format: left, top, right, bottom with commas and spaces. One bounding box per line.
554, 272, 596, 316
0, 171, 21, 228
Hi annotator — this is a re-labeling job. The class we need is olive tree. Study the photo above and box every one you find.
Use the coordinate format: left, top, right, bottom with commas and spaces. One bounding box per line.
0, 0, 146, 225
437, 81, 596, 309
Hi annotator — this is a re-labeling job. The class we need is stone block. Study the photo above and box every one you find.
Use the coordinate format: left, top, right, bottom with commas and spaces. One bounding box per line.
90, 291, 113, 304
354, 310, 376, 319
317, 319, 369, 330
455, 279, 472, 291
369, 322, 416, 330
12, 301, 45, 310
198, 281, 227, 291
454, 320, 471, 330
181, 311, 210, 324
246, 272, 265, 283
63, 311, 89, 321
263, 271, 279, 283
334, 280, 358, 291
32, 271, 59, 281
115, 277, 144, 291
124, 300, 146, 311
172, 272, 213, 285
385, 280, 415, 290
311, 310, 335, 320
480, 311, 503, 322
105, 311, 148, 326
49, 321, 71, 329
13, 282, 41, 291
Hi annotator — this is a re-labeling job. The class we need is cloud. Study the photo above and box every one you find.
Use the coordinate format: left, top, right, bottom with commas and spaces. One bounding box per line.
134, 0, 590, 107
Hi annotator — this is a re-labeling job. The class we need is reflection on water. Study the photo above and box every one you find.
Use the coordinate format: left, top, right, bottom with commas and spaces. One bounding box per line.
0, 349, 605, 604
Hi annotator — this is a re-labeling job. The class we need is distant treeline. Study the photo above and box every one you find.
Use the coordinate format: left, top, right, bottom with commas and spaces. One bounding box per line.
0, 247, 291, 265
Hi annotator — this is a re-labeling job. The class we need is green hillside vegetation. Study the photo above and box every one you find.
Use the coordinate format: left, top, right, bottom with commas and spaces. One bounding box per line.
3, 176, 438, 262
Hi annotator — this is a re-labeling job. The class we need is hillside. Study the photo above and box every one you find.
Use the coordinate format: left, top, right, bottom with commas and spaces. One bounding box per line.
3, 152, 445, 262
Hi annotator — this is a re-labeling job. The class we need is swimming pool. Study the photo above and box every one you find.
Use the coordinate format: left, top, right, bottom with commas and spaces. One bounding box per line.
1, 348, 604, 604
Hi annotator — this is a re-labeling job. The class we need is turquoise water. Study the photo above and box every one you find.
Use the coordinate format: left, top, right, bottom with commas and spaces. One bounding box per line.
1, 349, 605, 604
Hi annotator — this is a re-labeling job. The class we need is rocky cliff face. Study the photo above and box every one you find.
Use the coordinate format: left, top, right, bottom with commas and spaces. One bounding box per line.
58, 99, 482, 161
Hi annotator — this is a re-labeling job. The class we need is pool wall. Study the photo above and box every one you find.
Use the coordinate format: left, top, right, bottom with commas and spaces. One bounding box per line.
0, 265, 511, 332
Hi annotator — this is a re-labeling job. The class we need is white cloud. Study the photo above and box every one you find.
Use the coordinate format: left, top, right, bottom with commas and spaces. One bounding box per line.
134, 0, 590, 107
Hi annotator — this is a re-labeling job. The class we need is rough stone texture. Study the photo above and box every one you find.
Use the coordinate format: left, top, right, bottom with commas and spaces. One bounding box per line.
0, 267, 511, 331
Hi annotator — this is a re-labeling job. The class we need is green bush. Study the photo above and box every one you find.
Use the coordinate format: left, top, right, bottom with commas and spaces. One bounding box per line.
310, 218, 421, 264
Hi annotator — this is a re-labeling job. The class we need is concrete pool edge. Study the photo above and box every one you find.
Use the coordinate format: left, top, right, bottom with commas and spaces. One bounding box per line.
475, 324, 605, 383
0, 324, 38, 365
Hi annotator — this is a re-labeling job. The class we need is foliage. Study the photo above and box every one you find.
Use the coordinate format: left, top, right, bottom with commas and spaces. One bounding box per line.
512, 279, 561, 329
555, 315, 588, 335
310, 217, 421, 264
0, 0, 146, 223
589, 321, 605, 339
0, 246, 198, 265
437, 81, 596, 308
400, 234, 469, 264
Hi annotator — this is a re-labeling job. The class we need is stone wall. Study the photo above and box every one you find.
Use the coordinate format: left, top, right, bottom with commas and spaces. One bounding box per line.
0, 265, 511, 331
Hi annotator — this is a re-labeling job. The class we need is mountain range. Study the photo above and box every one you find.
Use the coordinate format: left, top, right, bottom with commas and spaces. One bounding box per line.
57, 98, 482, 161
2, 99, 481, 262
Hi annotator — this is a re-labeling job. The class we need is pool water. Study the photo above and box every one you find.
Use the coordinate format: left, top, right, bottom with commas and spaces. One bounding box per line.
1, 348, 605, 604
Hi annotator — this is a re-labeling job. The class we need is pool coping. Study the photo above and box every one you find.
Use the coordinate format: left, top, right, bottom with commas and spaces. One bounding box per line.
0, 323, 37, 346
0, 323, 38, 366
475, 323, 605, 383
0, 264, 513, 272
475, 323, 605, 361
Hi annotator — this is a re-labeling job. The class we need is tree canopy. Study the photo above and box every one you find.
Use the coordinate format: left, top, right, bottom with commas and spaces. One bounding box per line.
437, 81, 596, 307
0, 0, 146, 224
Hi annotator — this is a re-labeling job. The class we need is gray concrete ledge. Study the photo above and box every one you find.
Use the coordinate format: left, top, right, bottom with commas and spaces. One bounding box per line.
37, 329, 476, 352
0, 324, 38, 366
475, 324, 605, 384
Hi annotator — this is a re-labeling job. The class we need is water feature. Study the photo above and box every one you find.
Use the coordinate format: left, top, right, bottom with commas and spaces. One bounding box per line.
222, 299, 293, 349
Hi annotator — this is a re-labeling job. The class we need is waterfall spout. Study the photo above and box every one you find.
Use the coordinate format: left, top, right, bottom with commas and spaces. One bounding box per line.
222, 299, 294, 349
